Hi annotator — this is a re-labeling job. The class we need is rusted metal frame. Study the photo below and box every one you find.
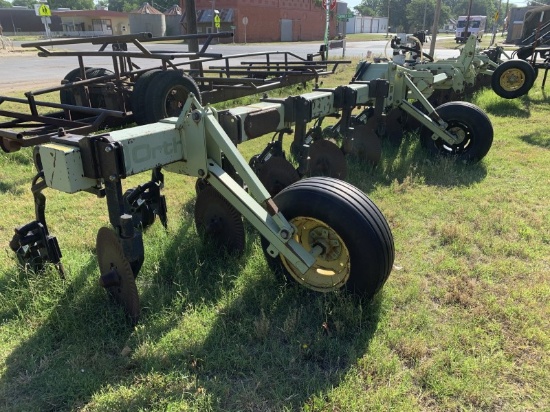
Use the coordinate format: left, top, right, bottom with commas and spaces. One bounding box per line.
193, 72, 313, 86
197, 69, 305, 76
36, 50, 176, 59
208, 64, 328, 71
1, 133, 55, 148
21, 33, 154, 49
192, 77, 272, 84
28, 70, 134, 97
110, 55, 131, 113
0, 108, 106, 129
0, 96, 127, 119
200, 85, 276, 104
131, 38, 154, 56
0, 109, 89, 131
0, 113, 44, 129
0, 109, 111, 144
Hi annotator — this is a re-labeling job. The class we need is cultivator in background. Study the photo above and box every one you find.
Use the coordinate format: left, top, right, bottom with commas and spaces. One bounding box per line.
480, 40, 550, 98
382, 33, 537, 102
7, 94, 395, 324
246, 37, 495, 169
0, 31, 349, 153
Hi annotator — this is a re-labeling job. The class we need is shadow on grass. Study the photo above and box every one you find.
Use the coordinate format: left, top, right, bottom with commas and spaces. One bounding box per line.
0, 253, 137, 411
482, 98, 530, 117
0, 180, 26, 195
0, 195, 382, 410
345, 135, 488, 192
519, 131, 550, 149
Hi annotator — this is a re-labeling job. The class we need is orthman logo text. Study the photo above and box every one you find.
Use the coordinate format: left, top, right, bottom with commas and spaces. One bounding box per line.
128, 135, 183, 169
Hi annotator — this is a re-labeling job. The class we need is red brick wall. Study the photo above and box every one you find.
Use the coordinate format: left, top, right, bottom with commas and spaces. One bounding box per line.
182, 0, 337, 43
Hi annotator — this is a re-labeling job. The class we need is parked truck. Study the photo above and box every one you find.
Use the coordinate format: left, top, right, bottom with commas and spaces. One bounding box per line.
455, 15, 487, 43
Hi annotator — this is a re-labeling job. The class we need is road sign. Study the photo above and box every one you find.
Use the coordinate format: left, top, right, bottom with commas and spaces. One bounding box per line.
323, 0, 336, 11
337, 13, 355, 20
38, 4, 51, 17
242, 16, 248, 25
214, 14, 221, 28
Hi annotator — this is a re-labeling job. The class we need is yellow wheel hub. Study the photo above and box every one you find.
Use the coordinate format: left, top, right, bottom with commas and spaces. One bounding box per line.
499, 68, 526, 92
281, 217, 350, 292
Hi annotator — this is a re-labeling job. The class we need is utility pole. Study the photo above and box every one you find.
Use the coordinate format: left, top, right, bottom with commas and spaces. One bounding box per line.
422, 2, 427, 32
463, 0, 474, 42
184, 0, 199, 69
490, 0, 503, 46
386, 0, 390, 37
429, 0, 442, 56
502, 0, 510, 36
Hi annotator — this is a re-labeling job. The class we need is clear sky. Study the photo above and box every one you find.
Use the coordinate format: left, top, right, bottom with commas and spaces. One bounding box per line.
345, 0, 362, 11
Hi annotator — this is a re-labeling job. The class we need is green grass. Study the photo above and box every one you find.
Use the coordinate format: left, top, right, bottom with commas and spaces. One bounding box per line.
1, 63, 549, 411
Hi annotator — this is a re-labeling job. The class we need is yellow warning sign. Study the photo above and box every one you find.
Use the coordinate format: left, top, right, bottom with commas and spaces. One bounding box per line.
39, 4, 51, 17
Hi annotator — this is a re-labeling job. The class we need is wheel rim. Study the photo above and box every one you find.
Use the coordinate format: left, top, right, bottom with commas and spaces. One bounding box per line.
499, 68, 526, 92
434, 120, 472, 154
164, 85, 188, 117
281, 217, 350, 292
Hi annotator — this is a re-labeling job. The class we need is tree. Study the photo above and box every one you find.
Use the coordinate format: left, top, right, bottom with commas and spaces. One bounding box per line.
108, 0, 141, 12
387, 0, 413, 32
354, 0, 383, 16
407, 0, 451, 32
12, 0, 34, 8
444, 0, 496, 18
0, 0, 12, 7
49, 0, 95, 9
107, 0, 179, 13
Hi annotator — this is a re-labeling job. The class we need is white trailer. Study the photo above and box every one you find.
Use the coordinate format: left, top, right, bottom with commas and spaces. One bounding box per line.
455, 15, 487, 43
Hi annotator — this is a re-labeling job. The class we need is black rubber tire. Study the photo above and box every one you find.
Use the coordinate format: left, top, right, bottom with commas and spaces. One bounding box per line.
143, 70, 202, 124
131, 69, 163, 125
261, 177, 394, 298
420, 101, 493, 163
491, 60, 535, 99
60, 67, 114, 108
60, 67, 91, 106
85, 67, 115, 108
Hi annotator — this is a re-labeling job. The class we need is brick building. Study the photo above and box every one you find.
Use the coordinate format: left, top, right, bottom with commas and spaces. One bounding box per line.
180, 0, 342, 43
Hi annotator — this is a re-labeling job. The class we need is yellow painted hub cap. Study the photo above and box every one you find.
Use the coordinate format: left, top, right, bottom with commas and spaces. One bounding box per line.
499, 68, 526, 92
281, 217, 350, 292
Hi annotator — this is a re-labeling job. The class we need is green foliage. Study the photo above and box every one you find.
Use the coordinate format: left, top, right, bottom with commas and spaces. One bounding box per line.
447, 0, 496, 17
354, 0, 380, 16
11, 0, 34, 8
108, 0, 184, 13
50, 0, 95, 10
352, 0, 501, 31
107, 0, 140, 12
406, 0, 451, 32
0, 0, 12, 8
10, 0, 94, 9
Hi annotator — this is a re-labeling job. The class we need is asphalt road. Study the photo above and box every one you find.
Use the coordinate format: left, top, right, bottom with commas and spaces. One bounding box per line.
0, 37, 460, 92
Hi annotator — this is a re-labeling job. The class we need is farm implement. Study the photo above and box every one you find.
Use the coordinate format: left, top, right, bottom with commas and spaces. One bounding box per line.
382, 33, 537, 103
6, 94, 395, 324
3, 32, 503, 323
